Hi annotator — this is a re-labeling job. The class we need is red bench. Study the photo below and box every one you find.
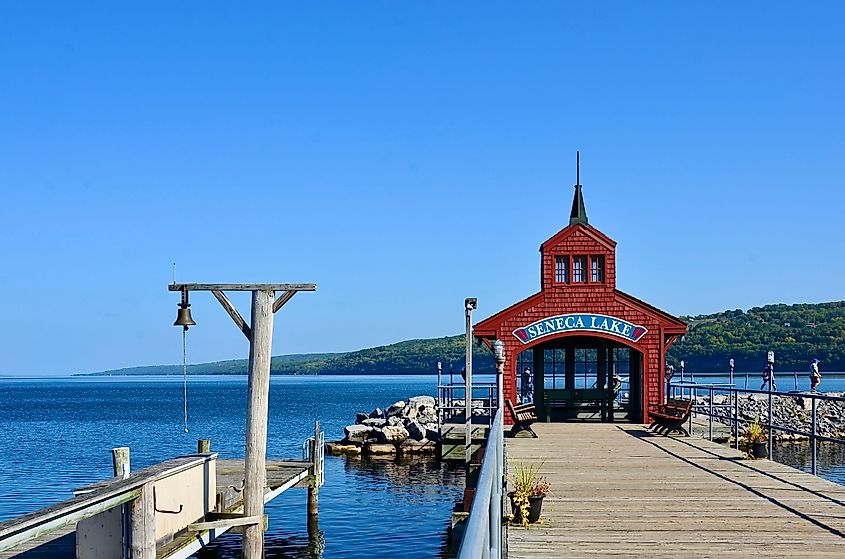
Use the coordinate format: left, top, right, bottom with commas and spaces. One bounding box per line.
648, 398, 692, 436
506, 399, 538, 438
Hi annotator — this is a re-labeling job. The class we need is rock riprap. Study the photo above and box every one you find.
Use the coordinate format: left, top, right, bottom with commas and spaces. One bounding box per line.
327, 395, 440, 457
697, 392, 845, 441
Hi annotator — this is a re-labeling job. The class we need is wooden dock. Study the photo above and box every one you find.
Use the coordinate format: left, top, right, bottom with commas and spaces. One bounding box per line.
506, 423, 845, 558
0, 456, 313, 559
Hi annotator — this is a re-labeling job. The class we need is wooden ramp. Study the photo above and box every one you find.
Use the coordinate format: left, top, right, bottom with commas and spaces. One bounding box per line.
506, 423, 845, 558
0, 458, 312, 559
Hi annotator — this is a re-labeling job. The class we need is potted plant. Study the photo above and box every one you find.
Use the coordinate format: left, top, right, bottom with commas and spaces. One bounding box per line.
742, 418, 768, 459
508, 459, 550, 526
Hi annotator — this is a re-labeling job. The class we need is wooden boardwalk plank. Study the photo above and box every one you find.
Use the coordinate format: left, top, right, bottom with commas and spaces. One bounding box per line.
506, 423, 845, 558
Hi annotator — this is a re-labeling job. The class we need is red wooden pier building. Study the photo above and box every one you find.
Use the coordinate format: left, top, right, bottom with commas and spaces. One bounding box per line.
473, 170, 687, 424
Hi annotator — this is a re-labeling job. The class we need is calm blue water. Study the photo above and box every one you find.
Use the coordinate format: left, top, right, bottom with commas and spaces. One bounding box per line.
0, 375, 463, 558
675, 371, 845, 392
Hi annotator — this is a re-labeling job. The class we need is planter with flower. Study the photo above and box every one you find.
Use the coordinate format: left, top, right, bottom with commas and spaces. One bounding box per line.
508, 459, 550, 526
742, 418, 768, 459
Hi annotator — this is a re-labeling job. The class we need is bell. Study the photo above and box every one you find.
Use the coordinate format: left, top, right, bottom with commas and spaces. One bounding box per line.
174, 306, 196, 328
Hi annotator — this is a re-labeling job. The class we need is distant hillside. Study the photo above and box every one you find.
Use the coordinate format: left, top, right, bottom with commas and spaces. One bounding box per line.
84, 301, 845, 376
84, 337, 495, 376
667, 301, 845, 372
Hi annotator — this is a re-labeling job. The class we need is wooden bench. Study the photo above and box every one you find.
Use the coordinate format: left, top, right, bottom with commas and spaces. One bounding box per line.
648, 398, 692, 436
506, 399, 538, 438
542, 388, 614, 422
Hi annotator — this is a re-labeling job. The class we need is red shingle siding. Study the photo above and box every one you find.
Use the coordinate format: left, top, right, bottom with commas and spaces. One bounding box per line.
477, 221, 686, 425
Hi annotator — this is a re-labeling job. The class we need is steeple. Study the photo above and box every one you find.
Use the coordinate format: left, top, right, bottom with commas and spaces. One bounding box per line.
569, 151, 588, 226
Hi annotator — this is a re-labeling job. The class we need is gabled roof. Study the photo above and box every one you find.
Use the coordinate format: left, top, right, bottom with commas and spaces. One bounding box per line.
473, 288, 687, 338
539, 222, 616, 253
473, 291, 544, 338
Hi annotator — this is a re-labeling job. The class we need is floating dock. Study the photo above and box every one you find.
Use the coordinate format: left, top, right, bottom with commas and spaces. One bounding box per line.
506, 423, 845, 558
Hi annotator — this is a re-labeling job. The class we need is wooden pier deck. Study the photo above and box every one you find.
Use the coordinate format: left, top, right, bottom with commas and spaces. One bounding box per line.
0, 457, 312, 559
506, 423, 845, 558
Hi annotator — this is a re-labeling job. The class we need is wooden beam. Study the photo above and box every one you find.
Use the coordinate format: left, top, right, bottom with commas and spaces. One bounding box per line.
272, 291, 296, 313
187, 515, 263, 532
169, 284, 316, 292
212, 290, 251, 340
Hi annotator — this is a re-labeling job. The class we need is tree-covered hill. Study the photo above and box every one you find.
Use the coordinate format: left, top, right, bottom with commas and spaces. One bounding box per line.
667, 301, 845, 372
83, 301, 845, 376
84, 337, 495, 376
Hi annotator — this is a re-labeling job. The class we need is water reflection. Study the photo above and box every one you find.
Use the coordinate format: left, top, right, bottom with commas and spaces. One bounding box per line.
194, 455, 464, 558
773, 440, 845, 484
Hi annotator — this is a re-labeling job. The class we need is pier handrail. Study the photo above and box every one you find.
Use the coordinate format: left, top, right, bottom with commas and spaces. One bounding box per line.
457, 407, 504, 559
668, 381, 845, 473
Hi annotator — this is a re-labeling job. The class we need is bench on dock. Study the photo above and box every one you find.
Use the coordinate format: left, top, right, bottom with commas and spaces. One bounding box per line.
542, 388, 614, 422
506, 399, 538, 438
648, 398, 692, 436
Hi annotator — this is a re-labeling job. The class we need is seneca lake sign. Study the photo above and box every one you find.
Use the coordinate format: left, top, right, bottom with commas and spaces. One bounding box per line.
513, 313, 648, 344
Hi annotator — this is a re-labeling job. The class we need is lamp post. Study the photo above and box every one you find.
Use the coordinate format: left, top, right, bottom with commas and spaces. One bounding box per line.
729, 358, 735, 386
493, 340, 505, 414
465, 298, 477, 467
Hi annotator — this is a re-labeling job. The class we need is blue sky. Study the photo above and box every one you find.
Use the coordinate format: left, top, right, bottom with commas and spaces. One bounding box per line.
1, 2, 843, 375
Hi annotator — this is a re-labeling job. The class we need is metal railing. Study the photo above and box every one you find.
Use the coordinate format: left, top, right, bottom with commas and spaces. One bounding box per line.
437, 382, 498, 425
301, 429, 325, 488
669, 381, 845, 474
456, 407, 504, 559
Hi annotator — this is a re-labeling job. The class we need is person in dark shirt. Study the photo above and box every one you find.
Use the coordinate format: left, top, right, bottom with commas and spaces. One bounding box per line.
520, 367, 532, 403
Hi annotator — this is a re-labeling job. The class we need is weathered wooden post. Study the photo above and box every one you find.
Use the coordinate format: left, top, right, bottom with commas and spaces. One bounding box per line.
168, 283, 316, 559
129, 483, 155, 559
112, 447, 130, 479
307, 419, 320, 518
242, 289, 274, 559
197, 439, 211, 453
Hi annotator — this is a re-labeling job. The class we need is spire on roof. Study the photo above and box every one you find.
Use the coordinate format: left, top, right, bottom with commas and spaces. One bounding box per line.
569, 151, 588, 226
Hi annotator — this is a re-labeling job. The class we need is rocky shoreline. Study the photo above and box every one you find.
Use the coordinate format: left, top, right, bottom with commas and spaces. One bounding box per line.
699, 392, 845, 441
326, 395, 440, 458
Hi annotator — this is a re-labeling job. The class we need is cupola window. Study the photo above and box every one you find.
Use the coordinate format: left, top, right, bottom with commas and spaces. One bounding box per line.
572, 256, 587, 283
591, 255, 605, 283
554, 256, 569, 283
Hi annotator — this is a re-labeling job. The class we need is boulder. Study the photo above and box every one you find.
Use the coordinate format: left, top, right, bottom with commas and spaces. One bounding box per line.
326, 441, 362, 456
376, 425, 409, 444
387, 416, 404, 427
344, 424, 373, 443
409, 395, 436, 409
356, 413, 370, 424
361, 418, 387, 428
406, 420, 427, 441
386, 400, 407, 417
418, 411, 438, 425
399, 438, 436, 454
425, 426, 440, 442
363, 442, 397, 456
369, 407, 384, 419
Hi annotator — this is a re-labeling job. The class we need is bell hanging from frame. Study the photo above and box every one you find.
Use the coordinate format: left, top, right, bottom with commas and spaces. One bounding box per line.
174, 306, 196, 328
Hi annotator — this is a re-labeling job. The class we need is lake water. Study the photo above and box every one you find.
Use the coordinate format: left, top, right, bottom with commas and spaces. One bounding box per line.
0, 375, 464, 558
2, 374, 844, 557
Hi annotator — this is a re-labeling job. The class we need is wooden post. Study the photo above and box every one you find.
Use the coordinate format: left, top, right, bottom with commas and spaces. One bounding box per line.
129, 482, 155, 559
242, 289, 275, 559
197, 439, 211, 453
112, 447, 130, 479
308, 420, 319, 518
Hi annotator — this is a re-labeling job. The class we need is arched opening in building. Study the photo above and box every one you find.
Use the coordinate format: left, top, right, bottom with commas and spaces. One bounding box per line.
515, 336, 644, 422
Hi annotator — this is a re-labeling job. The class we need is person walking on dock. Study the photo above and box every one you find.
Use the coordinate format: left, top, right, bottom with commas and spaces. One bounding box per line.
761, 361, 776, 391
521, 367, 533, 403
810, 358, 821, 392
